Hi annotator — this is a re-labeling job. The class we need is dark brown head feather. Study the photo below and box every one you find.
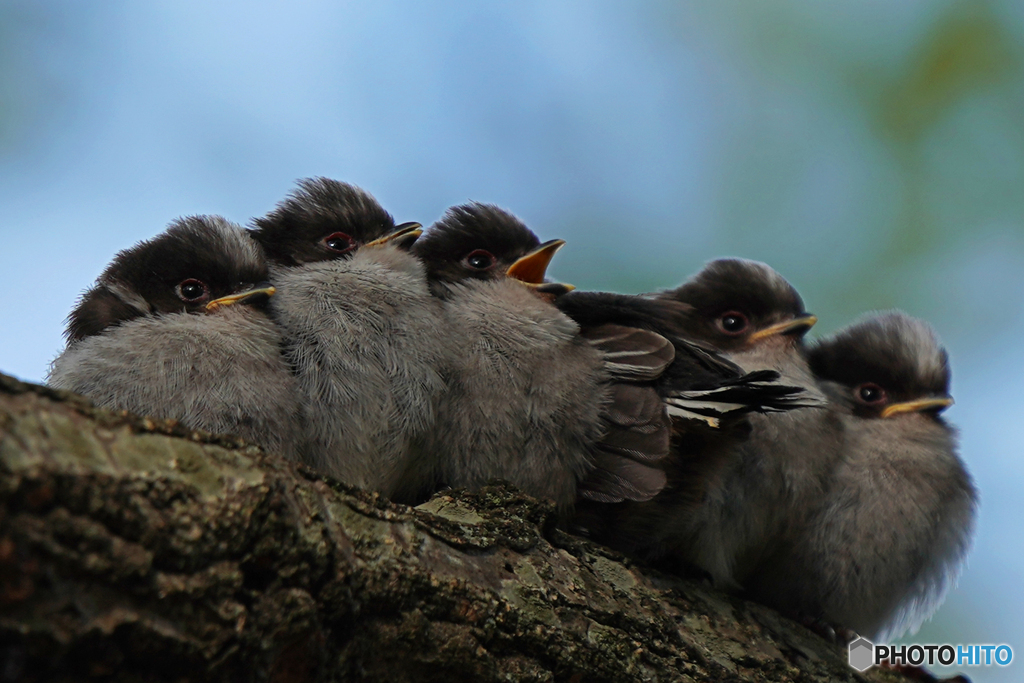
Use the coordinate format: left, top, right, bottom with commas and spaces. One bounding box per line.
66, 216, 268, 342
659, 258, 811, 351
250, 178, 398, 267
66, 287, 147, 343
808, 311, 950, 407
413, 203, 542, 286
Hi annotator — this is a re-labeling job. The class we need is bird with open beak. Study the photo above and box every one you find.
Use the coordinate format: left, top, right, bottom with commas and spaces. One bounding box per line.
750, 311, 976, 641
48, 216, 303, 458
409, 203, 681, 511
250, 178, 448, 500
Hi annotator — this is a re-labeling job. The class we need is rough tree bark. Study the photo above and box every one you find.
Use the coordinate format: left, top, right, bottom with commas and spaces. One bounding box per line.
0, 371, 917, 682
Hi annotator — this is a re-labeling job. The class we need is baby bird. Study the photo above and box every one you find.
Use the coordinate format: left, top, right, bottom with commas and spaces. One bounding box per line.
753, 311, 976, 640
561, 260, 823, 565
410, 203, 628, 510
413, 206, 806, 512
48, 216, 303, 457
580, 259, 834, 585
250, 178, 449, 500
644, 258, 839, 588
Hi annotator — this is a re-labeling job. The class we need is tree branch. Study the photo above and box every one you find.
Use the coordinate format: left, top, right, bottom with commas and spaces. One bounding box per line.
0, 372, 908, 682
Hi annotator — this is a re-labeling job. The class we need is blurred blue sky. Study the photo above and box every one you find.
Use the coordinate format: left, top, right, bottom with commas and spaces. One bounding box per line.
1, 2, 1022, 679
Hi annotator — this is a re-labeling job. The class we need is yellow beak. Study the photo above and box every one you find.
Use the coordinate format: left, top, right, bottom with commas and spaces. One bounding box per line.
506, 239, 572, 290
881, 397, 954, 418
748, 314, 818, 342
205, 285, 277, 312
365, 223, 424, 247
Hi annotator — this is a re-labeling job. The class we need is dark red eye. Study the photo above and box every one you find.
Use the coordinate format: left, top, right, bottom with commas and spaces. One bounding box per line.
323, 232, 356, 254
855, 383, 887, 405
717, 311, 749, 335
176, 278, 209, 303
464, 249, 496, 270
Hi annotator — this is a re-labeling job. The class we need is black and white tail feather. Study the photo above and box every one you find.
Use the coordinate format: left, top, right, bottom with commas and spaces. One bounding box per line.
559, 292, 816, 505
663, 369, 816, 429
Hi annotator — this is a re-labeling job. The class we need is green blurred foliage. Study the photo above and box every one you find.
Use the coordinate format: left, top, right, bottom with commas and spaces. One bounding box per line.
639, 1, 1024, 340
0, 5, 1018, 677
876, 5, 1018, 145
870, 3, 1021, 275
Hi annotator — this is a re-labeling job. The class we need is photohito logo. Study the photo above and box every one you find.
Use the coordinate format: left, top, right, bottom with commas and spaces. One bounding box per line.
848, 637, 1013, 672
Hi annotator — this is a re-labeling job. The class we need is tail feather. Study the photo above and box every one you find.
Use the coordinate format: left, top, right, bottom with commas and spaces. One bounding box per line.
663, 370, 817, 427
556, 293, 818, 507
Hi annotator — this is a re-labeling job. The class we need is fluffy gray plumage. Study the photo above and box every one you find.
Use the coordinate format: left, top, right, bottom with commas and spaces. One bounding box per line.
411, 202, 681, 512
422, 274, 607, 510
267, 245, 449, 497
644, 258, 839, 588
48, 216, 303, 458
756, 311, 977, 640
687, 335, 838, 589
251, 179, 449, 500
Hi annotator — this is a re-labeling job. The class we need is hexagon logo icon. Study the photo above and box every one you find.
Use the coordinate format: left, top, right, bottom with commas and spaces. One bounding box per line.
848, 637, 875, 672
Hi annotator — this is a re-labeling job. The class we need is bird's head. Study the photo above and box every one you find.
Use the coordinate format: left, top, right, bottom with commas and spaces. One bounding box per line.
665, 258, 816, 353
808, 311, 952, 421
250, 177, 422, 268
413, 202, 572, 298
66, 216, 274, 342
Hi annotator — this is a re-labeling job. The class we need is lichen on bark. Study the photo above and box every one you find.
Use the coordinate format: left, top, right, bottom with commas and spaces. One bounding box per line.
0, 372, 913, 682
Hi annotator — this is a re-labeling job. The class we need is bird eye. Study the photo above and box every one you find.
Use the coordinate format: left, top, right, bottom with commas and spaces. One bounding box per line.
855, 383, 887, 405
464, 249, 496, 270
323, 232, 356, 254
717, 311, 749, 335
176, 278, 209, 303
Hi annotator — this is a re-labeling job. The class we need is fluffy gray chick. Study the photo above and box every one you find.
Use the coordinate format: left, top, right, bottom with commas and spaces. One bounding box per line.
49, 215, 303, 458
761, 311, 976, 640
250, 178, 449, 500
